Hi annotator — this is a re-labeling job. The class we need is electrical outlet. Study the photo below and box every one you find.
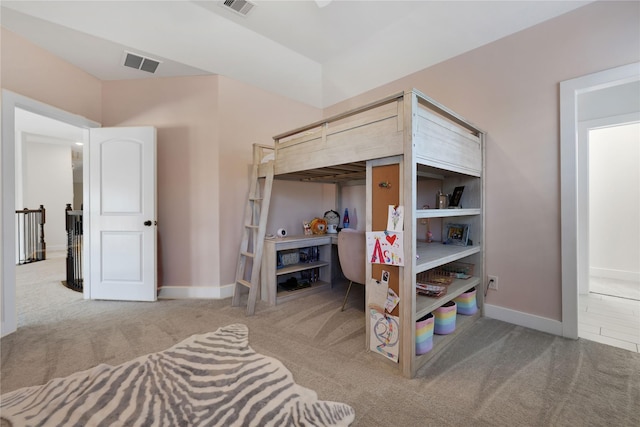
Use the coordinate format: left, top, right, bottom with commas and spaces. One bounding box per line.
488, 275, 499, 291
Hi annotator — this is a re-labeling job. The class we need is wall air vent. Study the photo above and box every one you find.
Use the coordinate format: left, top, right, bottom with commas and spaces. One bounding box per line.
221, 0, 255, 17
123, 52, 161, 74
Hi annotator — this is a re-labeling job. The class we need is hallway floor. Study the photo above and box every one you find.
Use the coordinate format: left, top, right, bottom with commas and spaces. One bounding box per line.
579, 278, 640, 352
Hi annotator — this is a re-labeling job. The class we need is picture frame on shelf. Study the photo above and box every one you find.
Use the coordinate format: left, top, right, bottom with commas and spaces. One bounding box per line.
445, 223, 469, 246
449, 186, 465, 207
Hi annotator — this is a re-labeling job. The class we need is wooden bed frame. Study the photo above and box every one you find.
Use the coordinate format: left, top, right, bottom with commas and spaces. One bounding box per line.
258, 88, 485, 378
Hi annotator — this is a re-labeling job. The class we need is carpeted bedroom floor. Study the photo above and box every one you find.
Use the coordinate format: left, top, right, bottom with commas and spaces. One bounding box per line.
2, 255, 639, 426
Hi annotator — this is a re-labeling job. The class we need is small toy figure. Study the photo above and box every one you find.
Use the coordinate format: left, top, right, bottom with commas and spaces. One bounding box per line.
323, 209, 340, 234
302, 221, 312, 235
309, 217, 327, 234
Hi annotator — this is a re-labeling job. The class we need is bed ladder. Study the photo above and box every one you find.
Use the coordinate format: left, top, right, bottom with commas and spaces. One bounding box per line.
232, 144, 275, 315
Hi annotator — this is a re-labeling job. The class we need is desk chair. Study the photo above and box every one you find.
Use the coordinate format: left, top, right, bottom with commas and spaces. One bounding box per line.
337, 229, 366, 311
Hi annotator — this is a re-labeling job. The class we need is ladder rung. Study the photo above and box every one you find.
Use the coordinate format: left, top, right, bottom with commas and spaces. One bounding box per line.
236, 279, 252, 289
249, 197, 263, 202
241, 251, 255, 258
245, 224, 258, 229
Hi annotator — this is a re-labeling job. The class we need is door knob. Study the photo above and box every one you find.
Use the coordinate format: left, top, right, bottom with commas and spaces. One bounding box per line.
144, 220, 152, 226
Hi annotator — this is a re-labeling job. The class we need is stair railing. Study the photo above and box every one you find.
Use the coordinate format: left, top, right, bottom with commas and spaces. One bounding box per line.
64, 204, 83, 292
15, 205, 46, 265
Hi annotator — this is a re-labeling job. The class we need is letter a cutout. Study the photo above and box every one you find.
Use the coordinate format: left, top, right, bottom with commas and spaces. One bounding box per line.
371, 238, 384, 264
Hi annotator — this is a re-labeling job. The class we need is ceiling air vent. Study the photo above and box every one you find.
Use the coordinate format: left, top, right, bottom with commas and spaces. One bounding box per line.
221, 0, 255, 17
123, 52, 161, 74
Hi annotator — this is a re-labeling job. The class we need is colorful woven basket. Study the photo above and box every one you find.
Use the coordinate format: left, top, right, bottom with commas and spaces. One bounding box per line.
434, 300, 457, 335
454, 287, 478, 315
415, 312, 434, 355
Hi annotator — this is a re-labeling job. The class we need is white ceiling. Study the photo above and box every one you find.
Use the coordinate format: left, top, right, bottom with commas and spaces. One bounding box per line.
1, 0, 593, 109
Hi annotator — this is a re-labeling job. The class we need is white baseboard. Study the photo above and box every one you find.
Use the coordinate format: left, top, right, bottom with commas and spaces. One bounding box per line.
590, 267, 640, 282
484, 303, 563, 336
158, 283, 235, 300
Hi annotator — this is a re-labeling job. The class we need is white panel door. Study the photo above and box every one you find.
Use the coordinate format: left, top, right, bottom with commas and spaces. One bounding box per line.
89, 127, 157, 301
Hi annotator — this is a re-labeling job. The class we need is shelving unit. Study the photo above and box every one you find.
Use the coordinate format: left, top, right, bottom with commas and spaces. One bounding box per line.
406, 98, 485, 375
251, 88, 484, 378
260, 235, 332, 306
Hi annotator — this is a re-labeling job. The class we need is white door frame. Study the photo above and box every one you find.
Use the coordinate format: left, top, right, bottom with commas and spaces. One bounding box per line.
1, 90, 99, 337
560, 62, 640, 339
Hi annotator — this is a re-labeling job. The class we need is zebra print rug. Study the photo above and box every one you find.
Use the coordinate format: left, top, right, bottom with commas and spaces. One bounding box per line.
0, 324, 355, 426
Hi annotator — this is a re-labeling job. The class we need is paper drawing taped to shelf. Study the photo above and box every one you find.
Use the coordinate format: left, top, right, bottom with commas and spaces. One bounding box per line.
367, 278, 389, 312
370, 308, 400, 363
366, 231, 404, 266
386, 205, 404, 231
385, 287, 400, 312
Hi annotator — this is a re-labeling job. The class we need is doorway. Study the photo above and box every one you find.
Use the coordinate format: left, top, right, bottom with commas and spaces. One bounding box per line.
560, 62, 640, 350
587, 122, 639, 300
15, 107, 85, 251
1, 90, 98, 337
580, 120, 640, 352
13, 107, 86, 326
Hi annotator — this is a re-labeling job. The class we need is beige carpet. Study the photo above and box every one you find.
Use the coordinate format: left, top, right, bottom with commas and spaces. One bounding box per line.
2, 255, 640, 426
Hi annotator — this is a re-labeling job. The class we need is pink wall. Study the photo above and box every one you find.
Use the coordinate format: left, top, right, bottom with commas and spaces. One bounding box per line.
325, 1, 640, 320
1, 28, 102, 122
217, 76, 324, 285
101, 76, 220, 288
102, 76, 326, 288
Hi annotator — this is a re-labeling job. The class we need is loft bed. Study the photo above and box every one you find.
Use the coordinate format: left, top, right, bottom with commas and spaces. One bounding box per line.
257, 88, 485, 378
259, 90, 481, 181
